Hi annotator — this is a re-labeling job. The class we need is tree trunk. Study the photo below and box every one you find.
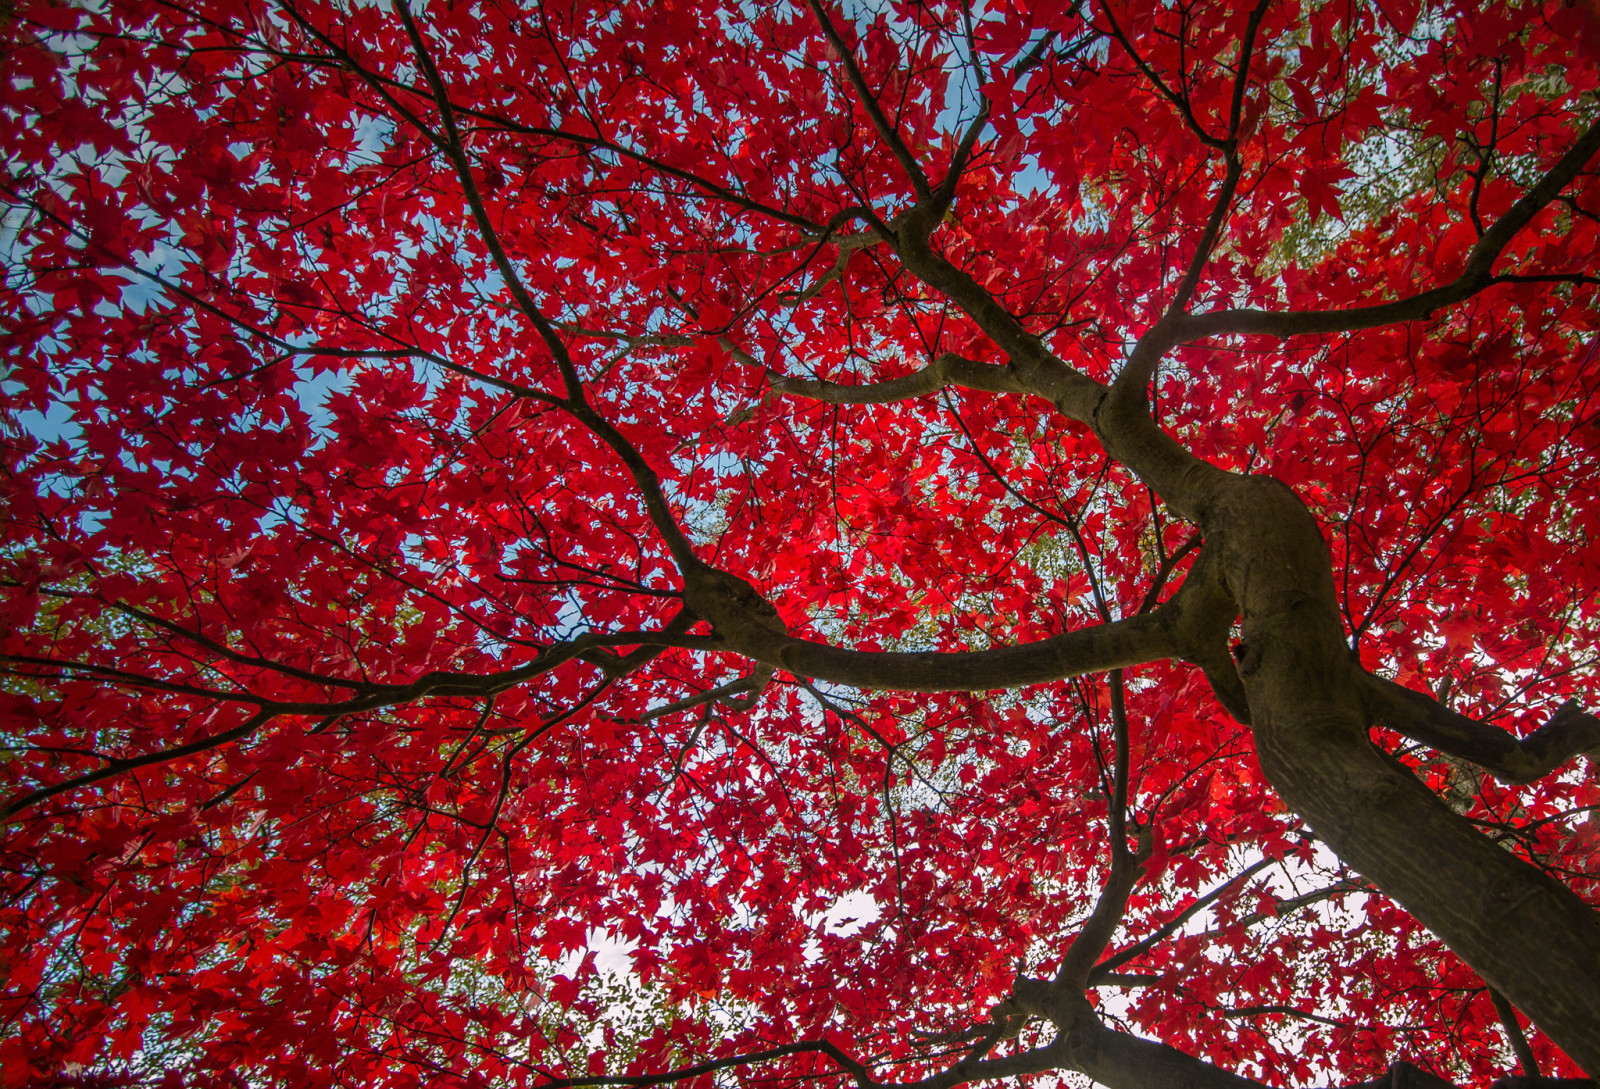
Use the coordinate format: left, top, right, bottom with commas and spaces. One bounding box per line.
1208, 473, 1600, 1072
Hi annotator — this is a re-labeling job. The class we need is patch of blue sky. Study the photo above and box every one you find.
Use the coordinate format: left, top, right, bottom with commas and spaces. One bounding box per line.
5, 396, 77, 449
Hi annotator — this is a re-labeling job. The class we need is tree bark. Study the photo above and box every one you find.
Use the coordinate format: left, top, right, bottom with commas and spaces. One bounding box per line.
1195, 473, 1600, 1073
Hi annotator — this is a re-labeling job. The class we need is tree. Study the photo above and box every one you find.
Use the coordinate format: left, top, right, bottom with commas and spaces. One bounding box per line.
3, 0, 1600, 1083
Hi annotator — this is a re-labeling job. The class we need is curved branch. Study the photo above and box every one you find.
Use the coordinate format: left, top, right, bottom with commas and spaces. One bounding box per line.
888, 223, 1107, 422
1096, 102, 1597, 513
1175, 116, 1600, 344
535, 997, 1561, 1089
634, 668, 773, 722
70, 592, 372, 691
754, 612, 1177, 692
1361, 675, 1600, 784
681, 557, 1241, 691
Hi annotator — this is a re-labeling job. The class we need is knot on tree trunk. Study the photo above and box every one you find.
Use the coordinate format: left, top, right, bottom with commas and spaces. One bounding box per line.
989, 975, 1059, 1037
683, 563, 787, 647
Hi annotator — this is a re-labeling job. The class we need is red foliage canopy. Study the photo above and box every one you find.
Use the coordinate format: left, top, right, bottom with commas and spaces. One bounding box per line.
3, 0, 1600, 1086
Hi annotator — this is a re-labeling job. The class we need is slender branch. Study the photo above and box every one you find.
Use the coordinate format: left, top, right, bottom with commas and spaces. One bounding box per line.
207, 10, 839, 232
451, 109, 820, 230
1088, 854, 1276, 983
3, 710, 275, 820
1218, 1004, 1347, 1029
0, 653, 270, 705
1489, 988, 1542, 1077
538, 1030, 1074, 1089
392, 2, 575, 388
1466, 60, 1504, 235
395, 1, 702, 570
535, 1040, 878, 1089
1058, 670, 1147, 987
805, 0, 933, 200
0, 180, 563, 407
931, 92, 990, 216
73, 593, 372, 691
1175, 116, 1600, 343
633, 669, 773, 722
1160, 153, 1244, 321
1158, 0, 1269, 319
1, 628, 701, 819
1099, 1, 1227, 151
1013, 29, 1061, 75
1494, 273, 1600, 287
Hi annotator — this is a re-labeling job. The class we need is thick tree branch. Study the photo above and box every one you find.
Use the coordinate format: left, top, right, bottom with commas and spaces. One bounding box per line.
1051, 997, 1269, 1089
1361, 675, 1600, 784
683, 556, 1246, 691
725, 602, 1176, 693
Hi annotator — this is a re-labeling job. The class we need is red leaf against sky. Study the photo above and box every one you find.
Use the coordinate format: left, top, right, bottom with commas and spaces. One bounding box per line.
3, 1, 1600, 1087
